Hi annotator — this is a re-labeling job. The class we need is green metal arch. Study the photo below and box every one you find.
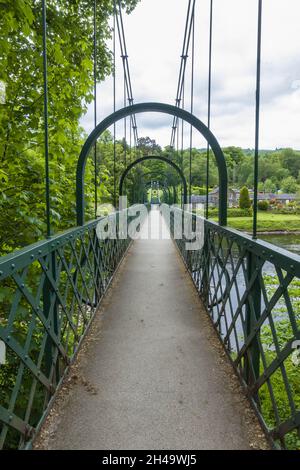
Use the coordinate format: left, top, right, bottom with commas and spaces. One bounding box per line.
144, 181, 172, 203
76, 102, 228, 225
145, 180, 174, 204
143, 179, 174, 205
136, 162, 182, 205
119, 155, 187, 205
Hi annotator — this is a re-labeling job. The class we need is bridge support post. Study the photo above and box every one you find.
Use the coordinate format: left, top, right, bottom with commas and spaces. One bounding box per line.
245, 251, 261, 397
201, 223, 210, 307
43, 252, 59, 387
94, 232, 102, 305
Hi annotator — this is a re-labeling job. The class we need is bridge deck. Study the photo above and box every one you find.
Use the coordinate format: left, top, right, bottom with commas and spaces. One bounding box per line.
35, 211, 266, 450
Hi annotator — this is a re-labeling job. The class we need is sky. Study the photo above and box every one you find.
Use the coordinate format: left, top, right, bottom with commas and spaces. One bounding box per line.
81, 0, 300, 150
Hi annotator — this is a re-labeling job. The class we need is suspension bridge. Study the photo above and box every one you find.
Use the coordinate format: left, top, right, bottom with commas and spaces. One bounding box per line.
0, 0, 299, 451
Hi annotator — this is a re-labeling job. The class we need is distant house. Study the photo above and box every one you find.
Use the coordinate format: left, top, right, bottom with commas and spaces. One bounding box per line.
192, 188, 298, 208
203, 187, 240, 208
189, 188, 239, 208
249, 192, 297, 205
273, 194, 297, 204
190, 195, 207, 205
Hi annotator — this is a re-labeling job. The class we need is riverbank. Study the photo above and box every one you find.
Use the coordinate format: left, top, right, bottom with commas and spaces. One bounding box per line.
246, 230, 300, 236
211, 213, 300, 232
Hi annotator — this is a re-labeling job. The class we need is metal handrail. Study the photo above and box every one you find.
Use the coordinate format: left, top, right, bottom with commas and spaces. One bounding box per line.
169, 208, 300, 449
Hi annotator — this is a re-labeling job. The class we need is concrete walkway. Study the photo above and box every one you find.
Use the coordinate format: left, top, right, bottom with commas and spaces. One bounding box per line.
36, 210, 265, 450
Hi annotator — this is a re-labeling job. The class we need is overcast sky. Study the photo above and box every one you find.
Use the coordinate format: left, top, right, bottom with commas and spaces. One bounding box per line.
81, 0, 300, 150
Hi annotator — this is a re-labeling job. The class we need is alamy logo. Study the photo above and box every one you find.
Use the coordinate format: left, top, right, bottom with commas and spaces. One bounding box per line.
0, 340, 5, 365
291, 340, 300, 367
0, 80, 6, 104
95, 197, 204, 251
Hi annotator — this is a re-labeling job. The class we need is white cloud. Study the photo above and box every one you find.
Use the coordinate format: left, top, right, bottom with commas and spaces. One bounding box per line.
81, 0, 300, 149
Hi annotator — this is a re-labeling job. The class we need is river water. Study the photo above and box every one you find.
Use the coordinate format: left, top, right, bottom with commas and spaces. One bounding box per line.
206, 232, 300, 349
259, 233, 300, 256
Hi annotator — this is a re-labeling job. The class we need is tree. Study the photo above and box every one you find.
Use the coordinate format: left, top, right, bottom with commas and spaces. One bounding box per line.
280, 148, 300, 179
0, 0, 139, 254
263, 178, 277, 193
280, 176, 299, 194
258, 200, 269, 211
137, 136, 161, 155
223, 146, 245, 185
239, 186, 251, 209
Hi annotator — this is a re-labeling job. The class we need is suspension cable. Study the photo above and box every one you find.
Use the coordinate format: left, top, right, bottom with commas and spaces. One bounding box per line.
170, 0, 196, 150
42, 0, 51, 238
181, 79, 185, 206
189, 9, 195, 202
93, 0, 98, 218
113, 0, 116, 207
253, 0, 263, 239
124, 73, 127, 166
205, 0, 213, 219
129, 114, 132, 163
115, 1, 139, 147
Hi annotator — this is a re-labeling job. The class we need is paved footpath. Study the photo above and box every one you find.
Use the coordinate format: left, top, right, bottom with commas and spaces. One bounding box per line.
36, 210, 266, 450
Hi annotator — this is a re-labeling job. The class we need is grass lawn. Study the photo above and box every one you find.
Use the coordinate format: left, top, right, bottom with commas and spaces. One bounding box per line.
211, 213, 300, 232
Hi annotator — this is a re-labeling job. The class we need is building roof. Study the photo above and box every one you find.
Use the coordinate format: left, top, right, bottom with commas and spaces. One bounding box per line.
190, 189, 297, 203
275, 193, 297, 200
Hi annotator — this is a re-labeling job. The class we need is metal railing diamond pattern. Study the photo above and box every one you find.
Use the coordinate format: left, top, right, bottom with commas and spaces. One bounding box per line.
0, 212, 131, 449
169, 208, 300, 449
1, 207, 300, 449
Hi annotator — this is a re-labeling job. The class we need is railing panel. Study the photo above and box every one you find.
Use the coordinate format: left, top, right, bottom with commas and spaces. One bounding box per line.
169, 209, 300, 449
0, 213, 131, 449
1, 207, 299, 449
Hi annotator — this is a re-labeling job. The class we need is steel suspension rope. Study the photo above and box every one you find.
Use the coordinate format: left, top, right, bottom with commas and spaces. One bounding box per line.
177, 96, 180, 205
93, 0, 98, 218
205, 0, 213, 219
129, 114, 132, 163
170, 0, 196, 150
181, 79, 185, 207
253, 0, 263, 239
113, 0, 117, 207
42, 0, 51, 238
123, 73, 127, 195
189, 10, 195, 202
115, 1, 139, 147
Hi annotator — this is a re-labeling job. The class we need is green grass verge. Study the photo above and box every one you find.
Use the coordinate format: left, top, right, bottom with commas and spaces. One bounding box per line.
211, 213, 300, 232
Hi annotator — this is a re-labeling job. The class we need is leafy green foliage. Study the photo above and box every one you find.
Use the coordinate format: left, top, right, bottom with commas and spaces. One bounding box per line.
0, 0, 138, 256
0, 0, 139, 448
258, 200, 269, 211
239, 186, 251, 209
259, 275, 300, 449
208, 207, 253, 218
281, 176, 299, 193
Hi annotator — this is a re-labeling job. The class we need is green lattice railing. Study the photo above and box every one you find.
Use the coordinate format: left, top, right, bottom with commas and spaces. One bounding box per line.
1, 206, 300, 449
169, 208, 300, 449
0, 212, 131, 449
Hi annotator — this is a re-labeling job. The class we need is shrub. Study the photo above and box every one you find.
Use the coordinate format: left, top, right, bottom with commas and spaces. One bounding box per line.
191, 186, 207, 195
208, 207, 253, 218
229, 207, 253, 217
273, 207, 300, 215
239, 186, 251, 209
258, 200, 269, 211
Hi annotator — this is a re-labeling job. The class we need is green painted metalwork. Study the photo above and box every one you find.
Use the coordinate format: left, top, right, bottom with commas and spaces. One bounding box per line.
253, 0, 263, 239
119, 155, 188, 205
168, 208, 300, 449
76, 102, 228, 226
0, 211, 132, 449
206, 0, 213, 220
93, 0, 98, 219
42, 0, 51, 238
145, 182, 174, 205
